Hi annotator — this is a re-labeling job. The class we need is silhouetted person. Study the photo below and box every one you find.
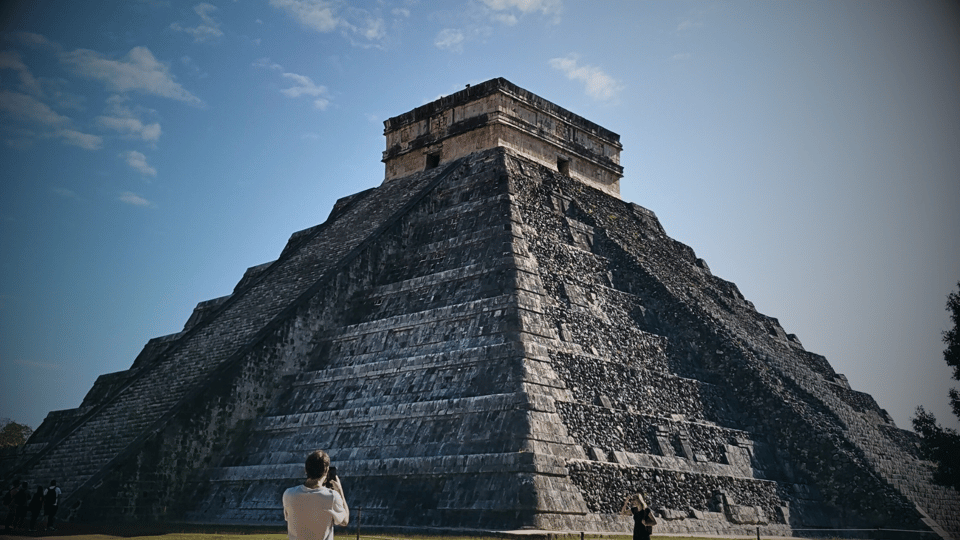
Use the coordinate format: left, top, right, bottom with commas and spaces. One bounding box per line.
13, 482, 29, 529
2, 480, 17, 530
629, 493, 657, 540
28, 486, 44, 531
282, 450, 348, 540
43, 480, 61, 530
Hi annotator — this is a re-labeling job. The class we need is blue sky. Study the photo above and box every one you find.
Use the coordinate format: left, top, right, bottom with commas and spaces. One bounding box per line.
1, 1, 958, 434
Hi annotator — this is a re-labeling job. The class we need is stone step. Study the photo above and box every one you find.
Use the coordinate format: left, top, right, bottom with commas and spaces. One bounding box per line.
281, 347, 527, 412
256, 392, 536, 432
208, 452, 558, 483
369, 258, 512, 298
293, 342, 521, 387
335, 294, 516, 338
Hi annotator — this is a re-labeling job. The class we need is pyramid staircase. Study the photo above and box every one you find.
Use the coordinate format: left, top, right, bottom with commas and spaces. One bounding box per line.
11, 158, 468, 519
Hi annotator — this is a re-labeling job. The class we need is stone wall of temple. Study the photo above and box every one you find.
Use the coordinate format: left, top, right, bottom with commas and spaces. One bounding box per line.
382, 78, 622, 197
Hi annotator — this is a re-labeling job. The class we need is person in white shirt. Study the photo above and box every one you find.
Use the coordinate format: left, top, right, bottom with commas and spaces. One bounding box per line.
282, 450, 349, 540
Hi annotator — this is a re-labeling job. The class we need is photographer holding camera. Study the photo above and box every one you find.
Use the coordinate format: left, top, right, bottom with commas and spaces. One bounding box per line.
282, 450, 349, 540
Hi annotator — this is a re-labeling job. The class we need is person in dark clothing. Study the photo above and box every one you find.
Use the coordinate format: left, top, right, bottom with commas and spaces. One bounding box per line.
2, 481, 17, 531
629, 493, 657, 540
28, 486, 44, 531
13, 482, 30, 530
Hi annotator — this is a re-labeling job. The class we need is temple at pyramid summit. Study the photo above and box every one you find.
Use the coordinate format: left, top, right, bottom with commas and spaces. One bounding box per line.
6, 78, 960, 537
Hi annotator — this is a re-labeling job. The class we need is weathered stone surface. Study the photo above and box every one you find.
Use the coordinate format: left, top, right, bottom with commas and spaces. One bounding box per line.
8, 78, 960, 538
382, 78, 622, 197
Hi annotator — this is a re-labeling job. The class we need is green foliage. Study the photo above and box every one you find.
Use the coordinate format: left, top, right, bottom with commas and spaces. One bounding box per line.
944, 282, 960, 381
913, 281, 960, 492
913, 406, 960, 491
0, 418, 34, 448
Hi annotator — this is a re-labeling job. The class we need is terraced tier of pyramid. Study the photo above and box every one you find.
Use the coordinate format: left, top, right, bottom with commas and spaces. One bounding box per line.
11, 79, 958, 538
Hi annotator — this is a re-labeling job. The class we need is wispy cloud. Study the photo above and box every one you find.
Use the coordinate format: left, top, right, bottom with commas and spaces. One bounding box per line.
480, 0, 562, 24
549, 54, 623, 101
255, 59, 331, 111
119, 191, 153, 207
429, 1, 559, 53
252, 57, 283, 71
675, 7, 708, 33
0, 34, 189, 153
96, 95, 161, 142
98, 115, 161, 141
122, 150, 157, 177
435, 29, 465, 53
280, 72, 330, 110
15, 358, 61, 371
4, 31, 61, 53
0, 90, 102, 149
0, 50, 42, 96
58, 129, 103, 150
61, 46, 202, 105
0, 90, 70, 126
269, 0, 387, 47
270, 0, 339, 31
345, 15, 385, 43
170, 3, 224, 43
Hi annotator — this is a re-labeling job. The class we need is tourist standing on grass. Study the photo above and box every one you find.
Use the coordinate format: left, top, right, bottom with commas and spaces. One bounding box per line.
43, 480, 61, 530
282, 450, 349, 540
630, 493, 657, 540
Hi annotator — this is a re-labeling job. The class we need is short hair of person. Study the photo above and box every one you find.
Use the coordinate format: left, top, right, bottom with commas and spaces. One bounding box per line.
305, 450, 330, 480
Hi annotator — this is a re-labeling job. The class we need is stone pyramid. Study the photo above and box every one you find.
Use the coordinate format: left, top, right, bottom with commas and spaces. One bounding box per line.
10, 78, 959, 537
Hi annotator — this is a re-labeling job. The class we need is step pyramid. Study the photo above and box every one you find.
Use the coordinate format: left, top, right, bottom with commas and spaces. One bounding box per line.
11, 78, 959, 537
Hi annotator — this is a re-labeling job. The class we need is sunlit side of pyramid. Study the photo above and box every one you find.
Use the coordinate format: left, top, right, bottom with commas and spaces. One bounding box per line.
11, 78, 959, 538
